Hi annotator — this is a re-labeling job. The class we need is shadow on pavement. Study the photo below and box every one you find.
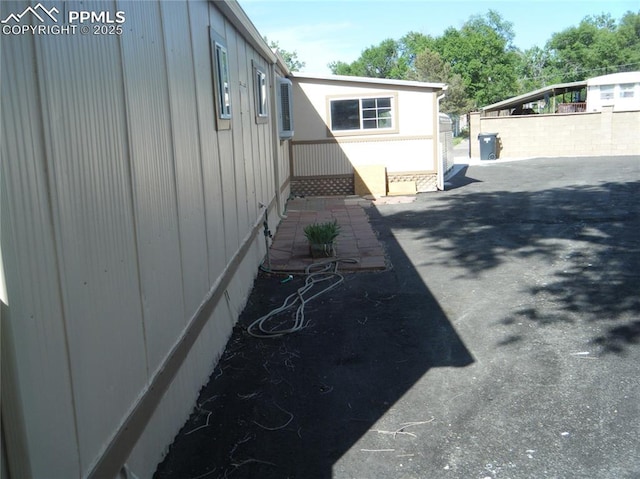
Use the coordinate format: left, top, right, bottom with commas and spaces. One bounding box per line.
444, 164, 483, 190
381, 177, 640, 355
154, 203, 474, 478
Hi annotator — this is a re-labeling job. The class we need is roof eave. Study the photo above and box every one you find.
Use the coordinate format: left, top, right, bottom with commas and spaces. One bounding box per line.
291, 73, 447, 91
482, 80, 587, 112
214, 0, 288, 72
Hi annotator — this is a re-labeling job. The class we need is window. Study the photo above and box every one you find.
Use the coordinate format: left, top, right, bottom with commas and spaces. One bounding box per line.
600, 85, 614, 101
362, 97, 392, 129
329, 96, 395, 133
620, 83, 635, 99
254, 65, 268, 123
210, 28, 232, 130
331, 99, 359, 130
214, 42, 231, 119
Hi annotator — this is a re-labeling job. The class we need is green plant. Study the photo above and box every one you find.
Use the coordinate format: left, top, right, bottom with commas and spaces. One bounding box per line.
303, 219, 341, 245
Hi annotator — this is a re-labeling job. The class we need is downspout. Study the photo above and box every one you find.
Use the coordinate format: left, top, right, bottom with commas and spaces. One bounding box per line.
436, 90, 446, 191
269, 59, 287, 220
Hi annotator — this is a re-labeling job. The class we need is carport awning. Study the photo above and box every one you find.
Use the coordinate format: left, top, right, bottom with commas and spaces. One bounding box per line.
481, 80, 587, 114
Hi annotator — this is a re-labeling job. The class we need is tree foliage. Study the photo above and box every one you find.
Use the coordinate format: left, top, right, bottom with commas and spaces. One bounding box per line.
327, 10, 640, 111
410, 49, 473, 115
329, 39, 408, 78
546, 12, 640, 82
435, 11, 519, 107
398, 31, 436, 70
266, 38, 305, 72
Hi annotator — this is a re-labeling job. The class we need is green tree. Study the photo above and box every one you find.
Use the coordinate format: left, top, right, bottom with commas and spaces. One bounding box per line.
328, 10, 519, 107
617, 11, 640, 52
410, 49, 473, 115
483, 9, 517, 50
515, 46, 562, 93
545, 12, 640, 81
616, 11, 640, 70
329, 39, 408, 78
328, 10, 640, 110
435, 11, 519, 106
398, 31, 436, 70
266, 38, 305, 72
327, 60, 355, 76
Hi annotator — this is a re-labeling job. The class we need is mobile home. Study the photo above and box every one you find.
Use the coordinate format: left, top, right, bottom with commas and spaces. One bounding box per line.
1, 1, 291, 477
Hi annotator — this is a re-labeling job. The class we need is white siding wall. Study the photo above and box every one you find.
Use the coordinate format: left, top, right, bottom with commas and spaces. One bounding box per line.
291, 78, 438, 177
1, 0, 285, 477
440, 114, 455, 175
587, 83, 640, 112
292, 138, 435, 177
293, 80, 435, 141
586, 72, 640, 112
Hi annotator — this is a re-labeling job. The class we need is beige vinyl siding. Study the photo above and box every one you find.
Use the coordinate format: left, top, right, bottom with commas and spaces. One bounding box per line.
121, 0, 185, 393
292, 136, 435, 177
190, 2, 227, 284
1, 1, 287, 477
159, 0, 210, 320
10, 0, 147, 473
1, 25, 81, 478
294, 81, 436, 141
292, 142, 353, 176
291, 77, 441, 183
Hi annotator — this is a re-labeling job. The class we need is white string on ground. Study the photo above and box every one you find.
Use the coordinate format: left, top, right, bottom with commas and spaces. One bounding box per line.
120, 464, 141, 479
247, 258, 358, 338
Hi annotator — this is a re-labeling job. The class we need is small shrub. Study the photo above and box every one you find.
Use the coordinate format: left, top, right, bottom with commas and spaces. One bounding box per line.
303, 219, 340, 245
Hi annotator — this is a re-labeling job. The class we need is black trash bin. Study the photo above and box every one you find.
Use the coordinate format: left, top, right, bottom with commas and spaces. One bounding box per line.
478, 133, 498, 160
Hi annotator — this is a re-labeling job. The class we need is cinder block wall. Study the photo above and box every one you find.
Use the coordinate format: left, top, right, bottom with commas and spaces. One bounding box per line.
470, 107, 639, 159
611, 110, 640, 156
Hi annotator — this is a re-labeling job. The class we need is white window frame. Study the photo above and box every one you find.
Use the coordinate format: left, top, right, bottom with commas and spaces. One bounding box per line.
619, 83, 635, 99
210, 28, 232, 130
600, 85, 614, 101
214, 42, 232, 120
253, 63, 268, 124
327, 93, 398, 136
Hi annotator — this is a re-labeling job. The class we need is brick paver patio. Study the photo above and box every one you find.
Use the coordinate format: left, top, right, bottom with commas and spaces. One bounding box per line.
265, 196, 387, 272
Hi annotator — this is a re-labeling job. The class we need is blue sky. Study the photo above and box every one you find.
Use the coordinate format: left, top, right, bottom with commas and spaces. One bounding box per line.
239, 0, 639, 75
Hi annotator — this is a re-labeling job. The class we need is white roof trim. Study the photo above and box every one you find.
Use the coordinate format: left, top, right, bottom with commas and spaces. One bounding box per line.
291, 73, 447, 90
214, 1, 288, 72
587, 71, 640, 86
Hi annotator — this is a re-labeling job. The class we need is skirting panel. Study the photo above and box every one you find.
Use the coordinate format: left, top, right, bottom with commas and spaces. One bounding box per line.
291, 173, 437, 196
291, 175, 354, 197
388, 172, 437, 192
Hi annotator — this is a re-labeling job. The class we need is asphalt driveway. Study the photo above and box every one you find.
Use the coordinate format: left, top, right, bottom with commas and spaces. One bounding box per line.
155, 155, 640, 479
